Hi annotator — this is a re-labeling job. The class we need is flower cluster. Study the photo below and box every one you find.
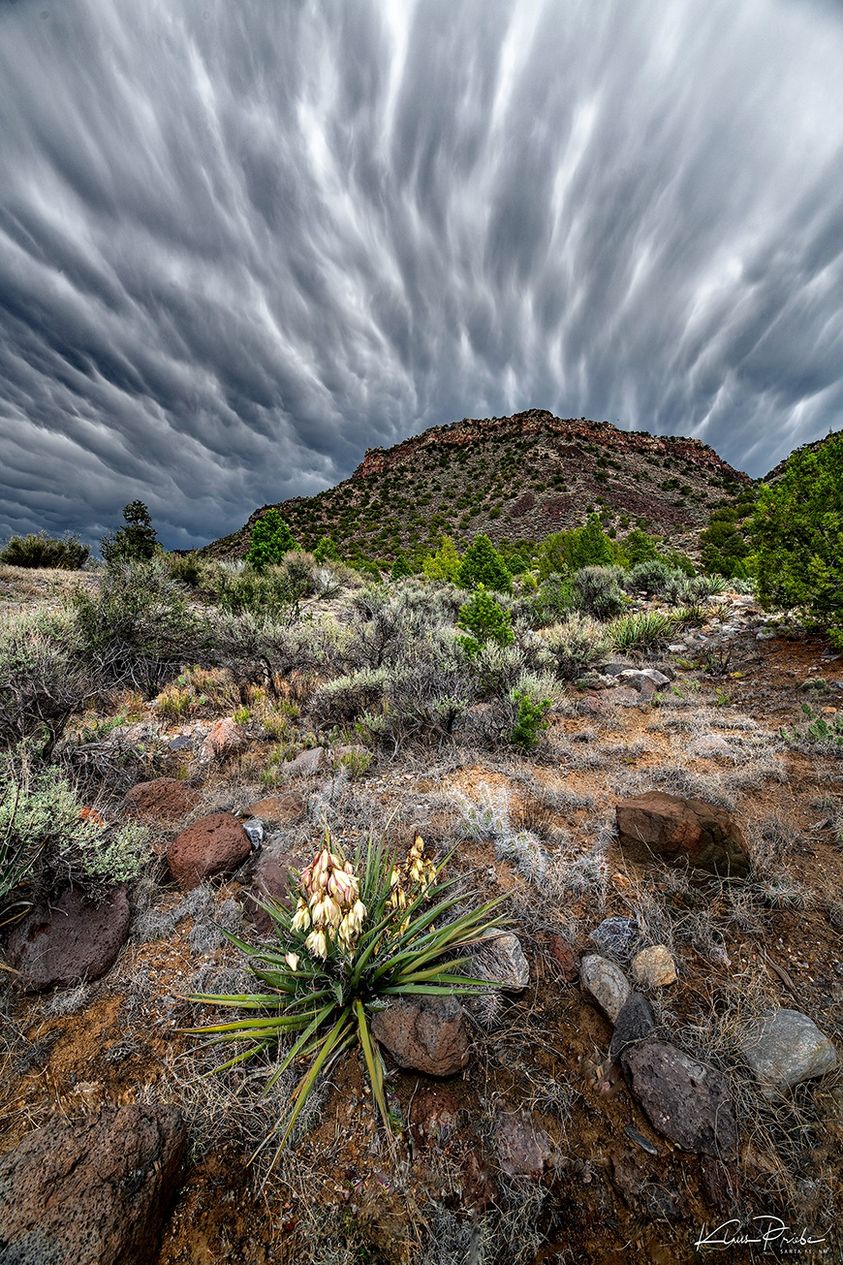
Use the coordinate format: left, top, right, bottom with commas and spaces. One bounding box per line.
291, 838, 366, 959
386, 834, 437, 925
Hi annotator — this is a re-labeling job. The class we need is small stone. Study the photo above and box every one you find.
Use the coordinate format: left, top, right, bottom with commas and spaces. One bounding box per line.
739, 1008, 838, 1095
202, 717, 246, 760
494, 1113, 553, 1178
371, 995, 471, 1076
473, 931, 529, 991
6, 887, 131, 992
590, 916, 637, 958
631, 945, 677, 988
124, 777, 200, 822
167, 812, 251, 890
242, 818, 264, 848
610, 992, 656, 1063
544, 932, 578, 980
283, 746, 325, 777
580, 954, 631, 1022
623, 1040, 738, 1158
243, 792, 305, 826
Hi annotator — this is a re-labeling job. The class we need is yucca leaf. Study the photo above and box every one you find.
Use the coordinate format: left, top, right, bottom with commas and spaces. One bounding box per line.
355, 1000, 391, 1129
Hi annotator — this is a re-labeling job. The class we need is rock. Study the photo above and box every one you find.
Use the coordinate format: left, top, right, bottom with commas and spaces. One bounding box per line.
473, 931, 529, 991
739, 1008, 838, 1095
544, 932, 578, 980
244, 792, 306, 825
167, 812, 251, 890
604, 685, 646, 707
631, 945, 677, 988
580, 954, 631, 1022
241, 818, 264, 848
248, 838, 307, 935
371, 995, 471, 1076
590, 915, 637, 958
6, 887, 131, 992
618, 668, 671, 696
202, 717, 246, 760
623, 1040, 738, 1158
688, 734, 734, 760
0, 1103, 186, 1265
494, 1113, 553, 1178
283, 746, 325, 777
615, 791, 750, 878
124, 777, 200, 822
610, 992, 656, 1063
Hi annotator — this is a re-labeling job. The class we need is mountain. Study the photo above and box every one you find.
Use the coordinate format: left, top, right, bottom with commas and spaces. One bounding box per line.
202, 408, 751, 561
764, 428, 843, 482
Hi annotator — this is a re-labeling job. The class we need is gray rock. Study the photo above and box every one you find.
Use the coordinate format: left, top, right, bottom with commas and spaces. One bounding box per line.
618, 668, 671, 696
242, 818, 264, 848
739, 1008, 838, 1095
473, 931, 529, 991
590, 915, 637, 958
283, 746, 325, 777
580, 954, 631, 1022
494, 1113, 553, 1178
623, 1040, 738, 1158
610, 992, 656, 1063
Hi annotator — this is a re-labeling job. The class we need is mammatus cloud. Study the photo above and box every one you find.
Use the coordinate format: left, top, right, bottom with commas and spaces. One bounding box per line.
1, 0, 842, 546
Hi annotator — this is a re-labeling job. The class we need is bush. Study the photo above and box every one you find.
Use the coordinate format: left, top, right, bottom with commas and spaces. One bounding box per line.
618, 527, 661, 567
0, 608, 91, 753
458, 534, 511, 592
572, 566, 626, 619
457, 585, 514, 654
700, 494, 755, 577
0, 532, 90, 570
536, 514, 621, 578
608, 610, 675, 652
625, 560, 675, 596
390, 552, 412, 579
313, 535, 340, 565
165, 551, 206, 589
101, 500, 159, 566
213, 565, 306, 622
539, 614, 609, 679
531, 574, 575, 627
422, 536, 462, 583
510, 684, 553, 749
751, 435, 843, 643
189, 832, 505, 1158
245, 509, 299, 571
0, 748, 151, 896
73, 561, 205, 695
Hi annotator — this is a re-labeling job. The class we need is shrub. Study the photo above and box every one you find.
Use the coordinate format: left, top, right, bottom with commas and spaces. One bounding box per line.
422, 536, 462, 583
780, 703, 843, 754
539, 614, 609, 679
458, 534, 511, 592
0, 532, 90, 570
246, 509, 299, 571
165, 551, 206, 589
531, 574, 575, 627
608, 610, 675, 652
457, 585, 514, 654
752, 434, 843, 643
700, 494, 755, 577
618, 527, 661, 567
572, 566, 626, 619
155, 666, 240, 720
101, 500, 159, 566
188, 832, 505, 1158
511, 685, 553, 749
214, 565, 306, 622
0, 609, 91, 754
390, 552, 412, 580
311, 667, 391, 725
73, 561, 205, 695
313, 535, 340, 565
625, 560, 675, 596
0, 748, 151, 894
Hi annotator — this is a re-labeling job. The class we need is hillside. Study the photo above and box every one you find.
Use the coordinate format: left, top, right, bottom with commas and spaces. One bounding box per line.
203, 410, 751, 560
764, 428, 843, 482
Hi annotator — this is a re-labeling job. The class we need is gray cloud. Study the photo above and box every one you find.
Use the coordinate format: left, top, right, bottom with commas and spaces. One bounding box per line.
1, 0, 842, 546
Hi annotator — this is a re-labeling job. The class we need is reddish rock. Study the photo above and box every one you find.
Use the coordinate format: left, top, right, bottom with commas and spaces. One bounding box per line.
371, 996, 471, 1077
202, 717, 246, 760
248, 841, 308, 935
7, 888, 130, 992
543, 932, 578, 980
124, 777, 200, 822
615, 791, 750, 877
167, 812, 251, 889
243, 792, 305, 826
494, 1112, 553, 1178
0, 1103, 186, 1265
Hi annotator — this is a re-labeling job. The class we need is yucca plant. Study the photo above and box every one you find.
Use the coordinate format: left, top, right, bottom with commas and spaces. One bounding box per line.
608, 610, 675, 652
187, 831, 507, 1165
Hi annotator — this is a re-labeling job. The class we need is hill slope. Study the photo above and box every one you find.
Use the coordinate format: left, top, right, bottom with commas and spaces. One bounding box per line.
203, 409, 751, 560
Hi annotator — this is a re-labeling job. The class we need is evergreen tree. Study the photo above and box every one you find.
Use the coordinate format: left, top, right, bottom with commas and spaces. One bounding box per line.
458, 534, 511, 592
390, 551, 412, 579
422, 535, 462, 583
314, 534, 340, 564
101, 500, 158, 565
246, 509, 298, 571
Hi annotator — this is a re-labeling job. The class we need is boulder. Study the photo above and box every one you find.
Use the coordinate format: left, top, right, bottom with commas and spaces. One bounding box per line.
631, 945, 677, 988
615, 791, 750, 877
202, 717, 246, 760
243, 791, 305, 826
623, 1040, 738, 1158
0, 1103, 186, 1265
167, 812, 251, 890
618, 669, 671, 697
124, 777, 200, 822
371, 995, 471, 1076
473, 931, 529, 991
283, 747, 325, 777
6, 887, 130, 992
610, 992, 656, 1063
580, 954, 631, 1022
739, 1008, 838, 1095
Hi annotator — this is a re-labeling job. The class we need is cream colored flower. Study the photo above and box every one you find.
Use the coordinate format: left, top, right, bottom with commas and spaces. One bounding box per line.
291, 900, 311, 933
284, 952, 300, 971
305, 928, 328, 959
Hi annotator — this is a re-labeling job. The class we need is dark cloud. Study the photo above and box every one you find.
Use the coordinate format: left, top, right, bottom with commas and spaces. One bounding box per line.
1, 0, 842, 547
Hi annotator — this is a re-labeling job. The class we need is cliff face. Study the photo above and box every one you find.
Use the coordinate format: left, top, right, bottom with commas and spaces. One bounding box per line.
354, 409, 747, 484
201, 409, 751, 560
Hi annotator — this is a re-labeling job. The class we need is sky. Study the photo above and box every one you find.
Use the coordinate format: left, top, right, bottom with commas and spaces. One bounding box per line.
1, 0, 842, 548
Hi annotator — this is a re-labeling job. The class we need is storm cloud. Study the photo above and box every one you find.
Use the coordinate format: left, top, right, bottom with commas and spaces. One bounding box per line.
1, 0, 842, 547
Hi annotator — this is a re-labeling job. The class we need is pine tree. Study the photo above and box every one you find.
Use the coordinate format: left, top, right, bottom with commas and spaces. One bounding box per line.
458, 534, 511, 592
101, 500, 158, 565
